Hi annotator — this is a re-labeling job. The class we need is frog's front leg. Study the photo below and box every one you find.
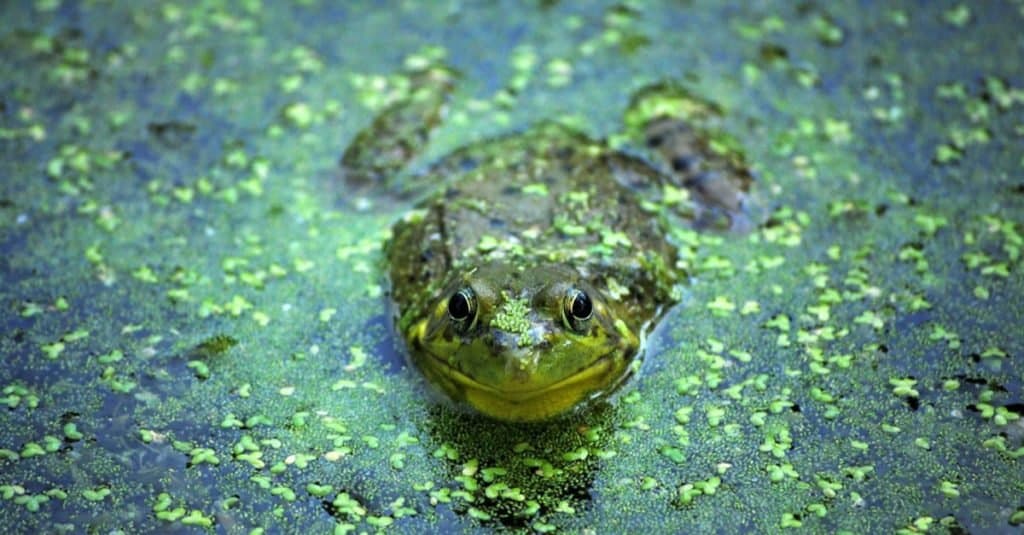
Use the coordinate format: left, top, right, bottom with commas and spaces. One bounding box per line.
339, 65, 456, 203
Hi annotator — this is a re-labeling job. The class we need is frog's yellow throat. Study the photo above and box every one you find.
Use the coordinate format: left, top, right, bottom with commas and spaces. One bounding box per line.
408, 320, 638, 422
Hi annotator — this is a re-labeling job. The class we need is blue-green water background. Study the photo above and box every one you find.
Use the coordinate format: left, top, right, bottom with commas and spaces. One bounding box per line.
1, 1, 1022, 533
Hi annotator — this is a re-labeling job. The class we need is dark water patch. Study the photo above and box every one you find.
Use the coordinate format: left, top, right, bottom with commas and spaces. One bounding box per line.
146, 121, 196, 149
419, 403, 616, 529
363, 313, 407, 374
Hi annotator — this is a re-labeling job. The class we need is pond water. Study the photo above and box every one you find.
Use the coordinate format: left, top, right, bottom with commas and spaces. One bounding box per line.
1, 1, 1022, 533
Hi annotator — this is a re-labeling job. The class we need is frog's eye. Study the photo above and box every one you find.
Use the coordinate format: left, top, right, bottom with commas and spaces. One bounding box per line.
563, 288, 593, 332
447, 288, 476, 324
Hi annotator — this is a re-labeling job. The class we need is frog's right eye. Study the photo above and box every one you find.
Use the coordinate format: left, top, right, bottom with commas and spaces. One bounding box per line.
447, 288, 476, 324
562, 288, 593, 333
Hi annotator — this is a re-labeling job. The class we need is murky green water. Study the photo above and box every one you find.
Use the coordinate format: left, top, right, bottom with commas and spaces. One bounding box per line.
1, 1, 1022, 533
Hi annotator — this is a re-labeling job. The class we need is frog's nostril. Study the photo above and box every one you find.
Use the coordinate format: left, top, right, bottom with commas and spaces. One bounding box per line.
487, 330, 516, 352
489, 329, 547, 354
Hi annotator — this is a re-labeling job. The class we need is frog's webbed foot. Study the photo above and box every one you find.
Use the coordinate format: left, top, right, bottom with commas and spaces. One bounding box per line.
338, 65, 458, 210
643, 117, 760, 233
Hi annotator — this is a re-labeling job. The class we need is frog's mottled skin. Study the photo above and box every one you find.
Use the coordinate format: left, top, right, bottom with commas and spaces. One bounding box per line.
341, 66, 754, 422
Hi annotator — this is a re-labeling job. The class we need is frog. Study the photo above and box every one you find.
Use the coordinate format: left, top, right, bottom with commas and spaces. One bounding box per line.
340, 64, 756, 422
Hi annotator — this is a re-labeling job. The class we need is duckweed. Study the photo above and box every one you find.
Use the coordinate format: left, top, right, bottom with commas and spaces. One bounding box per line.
1, 2, 1022, 533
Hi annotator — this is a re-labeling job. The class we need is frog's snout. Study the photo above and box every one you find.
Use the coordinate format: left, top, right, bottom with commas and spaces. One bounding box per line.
488, 329, 548, 351
487, 329, 549, 378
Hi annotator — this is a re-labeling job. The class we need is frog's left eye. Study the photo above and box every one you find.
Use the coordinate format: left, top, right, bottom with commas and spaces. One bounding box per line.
447, 288, 477, 326
562, 288, 593, 332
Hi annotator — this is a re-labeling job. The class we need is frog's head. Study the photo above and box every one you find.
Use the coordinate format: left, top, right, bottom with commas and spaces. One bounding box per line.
407, 262, 640, 422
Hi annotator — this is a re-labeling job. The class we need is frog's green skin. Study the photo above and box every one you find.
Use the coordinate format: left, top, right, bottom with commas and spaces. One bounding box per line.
342, 66, 754, 422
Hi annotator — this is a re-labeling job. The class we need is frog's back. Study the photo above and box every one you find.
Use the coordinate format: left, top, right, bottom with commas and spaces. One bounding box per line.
387, 121, 680, 334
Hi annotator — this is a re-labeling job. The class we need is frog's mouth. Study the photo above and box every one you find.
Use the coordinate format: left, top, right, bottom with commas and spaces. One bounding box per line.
417, 350, 626, 422
444, 353, 616, 400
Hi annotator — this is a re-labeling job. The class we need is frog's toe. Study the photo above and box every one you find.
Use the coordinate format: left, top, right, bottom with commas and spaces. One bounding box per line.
725, 194, 763, 233
688, 171, 743, 212
686, 170, 765, 233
